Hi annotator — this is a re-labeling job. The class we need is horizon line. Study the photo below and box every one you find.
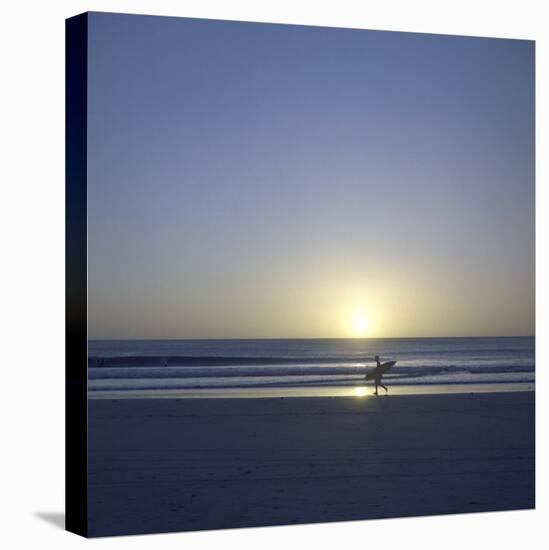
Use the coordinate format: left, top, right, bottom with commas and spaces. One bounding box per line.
88, 335, 535, 342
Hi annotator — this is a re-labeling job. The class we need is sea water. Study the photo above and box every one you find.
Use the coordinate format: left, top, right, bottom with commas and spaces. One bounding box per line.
88, 337, 534, 396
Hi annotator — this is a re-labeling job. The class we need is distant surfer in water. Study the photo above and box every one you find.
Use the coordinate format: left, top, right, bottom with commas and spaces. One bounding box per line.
365, 355, 391, 395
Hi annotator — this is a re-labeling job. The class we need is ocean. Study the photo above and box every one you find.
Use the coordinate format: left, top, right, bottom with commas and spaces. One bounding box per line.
88, 337, 535, 396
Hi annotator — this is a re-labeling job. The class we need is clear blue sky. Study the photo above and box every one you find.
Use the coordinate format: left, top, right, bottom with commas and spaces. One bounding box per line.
87, 12, 534, 339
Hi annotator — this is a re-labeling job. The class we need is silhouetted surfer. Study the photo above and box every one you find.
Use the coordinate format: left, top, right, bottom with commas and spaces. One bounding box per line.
365, 355, 395, 395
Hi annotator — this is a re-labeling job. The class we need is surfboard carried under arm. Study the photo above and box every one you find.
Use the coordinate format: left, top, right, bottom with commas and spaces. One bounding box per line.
365, 360, 397, 380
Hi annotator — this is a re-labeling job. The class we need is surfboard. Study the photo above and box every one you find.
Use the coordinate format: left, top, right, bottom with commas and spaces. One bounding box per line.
365, 360, 396, 380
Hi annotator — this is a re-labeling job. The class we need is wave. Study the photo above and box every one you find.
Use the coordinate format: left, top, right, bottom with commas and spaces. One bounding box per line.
88, 354, 534, 368
88, 355, 370, 367
88, 363, 534, 380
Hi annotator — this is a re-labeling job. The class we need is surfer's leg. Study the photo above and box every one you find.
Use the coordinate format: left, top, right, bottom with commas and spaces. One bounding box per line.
381, 383, 388, 393
373, 381, 379, 395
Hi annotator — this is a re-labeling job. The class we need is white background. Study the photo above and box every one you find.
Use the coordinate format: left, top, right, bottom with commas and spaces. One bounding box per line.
0, 0, 547, 547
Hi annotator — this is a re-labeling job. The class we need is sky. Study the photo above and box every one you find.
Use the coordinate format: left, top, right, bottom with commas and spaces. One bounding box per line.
87, 12, 534, 339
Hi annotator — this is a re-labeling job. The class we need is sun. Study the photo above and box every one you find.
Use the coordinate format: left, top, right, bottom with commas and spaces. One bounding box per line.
352, 314, 370, 337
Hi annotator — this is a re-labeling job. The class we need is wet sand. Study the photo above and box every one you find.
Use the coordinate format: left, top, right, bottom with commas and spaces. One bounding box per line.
88, 391, 534, 537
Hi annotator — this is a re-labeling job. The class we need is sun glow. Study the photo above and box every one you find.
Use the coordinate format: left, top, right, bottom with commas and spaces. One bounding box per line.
351, 314, 370, 337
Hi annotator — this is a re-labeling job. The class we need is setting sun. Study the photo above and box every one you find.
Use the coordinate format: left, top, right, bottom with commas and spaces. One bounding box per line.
352, 314, 370, 337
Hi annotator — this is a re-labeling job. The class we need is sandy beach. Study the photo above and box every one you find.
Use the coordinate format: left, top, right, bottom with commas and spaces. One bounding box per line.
87, 391, 534, 537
